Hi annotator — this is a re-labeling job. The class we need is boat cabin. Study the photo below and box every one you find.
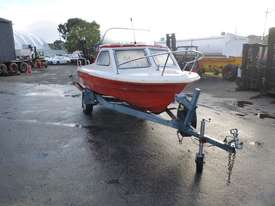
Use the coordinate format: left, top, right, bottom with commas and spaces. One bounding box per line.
93, 44, 180, 74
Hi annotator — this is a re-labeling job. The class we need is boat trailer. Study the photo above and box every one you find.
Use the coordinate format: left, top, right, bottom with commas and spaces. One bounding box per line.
75, 82, 243, 173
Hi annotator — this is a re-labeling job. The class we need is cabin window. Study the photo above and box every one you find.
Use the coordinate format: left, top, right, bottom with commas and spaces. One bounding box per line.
115, 49, 150, 69
97, 51, 110, 66
149, 49, 175, 67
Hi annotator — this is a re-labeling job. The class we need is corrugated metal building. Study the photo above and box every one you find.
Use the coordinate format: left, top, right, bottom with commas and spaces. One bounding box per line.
159, 33, 249, 57
1, 17, 66, 58
13, 31, 50, 51
13, 31, 67, 57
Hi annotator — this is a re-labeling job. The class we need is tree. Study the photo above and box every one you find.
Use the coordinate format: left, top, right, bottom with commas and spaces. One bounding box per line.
57, 18, 100, 53
53, 40, 65, 50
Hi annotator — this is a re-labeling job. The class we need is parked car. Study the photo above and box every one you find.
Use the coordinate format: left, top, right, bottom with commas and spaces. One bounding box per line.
68, 51, 87, 65
46, 55, 71, 65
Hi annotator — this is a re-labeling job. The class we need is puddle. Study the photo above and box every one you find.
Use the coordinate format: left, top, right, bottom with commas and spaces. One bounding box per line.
0, 117, 93, 129
249, 94, 262, 99
38, 122, 96, 129
24, 92, 80, 98
106, 179, 120, 184
0, 91, 15, 95
64, 94, 81, 98
36, 152, 48, 159
24, 92, 64, 97
256, 113, 275, 120
0, 83, 81, 98
236, 100, 253, 107
235, 113, 246, 117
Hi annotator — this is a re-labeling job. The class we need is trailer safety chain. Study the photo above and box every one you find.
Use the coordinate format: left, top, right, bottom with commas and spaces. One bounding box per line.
224, 128, 242, 185
226, 151, 236, 185
224, 129, 243, 150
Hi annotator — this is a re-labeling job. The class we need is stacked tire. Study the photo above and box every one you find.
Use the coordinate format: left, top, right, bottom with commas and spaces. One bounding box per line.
0, 63, 18, 76
0, 62, 29, 76
19, 62, 28, 73
8, 63, 18, 75
0, 64, 8, 76
222, 64, 238, 81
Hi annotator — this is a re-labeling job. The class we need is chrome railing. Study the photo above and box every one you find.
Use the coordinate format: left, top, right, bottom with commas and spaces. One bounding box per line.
117, 50, 203, 76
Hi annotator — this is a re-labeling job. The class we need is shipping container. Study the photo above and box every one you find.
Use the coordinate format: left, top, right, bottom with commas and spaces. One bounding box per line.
0, 18, 16, 62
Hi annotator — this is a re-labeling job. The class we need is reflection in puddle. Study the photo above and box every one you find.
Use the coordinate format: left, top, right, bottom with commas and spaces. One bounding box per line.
24, 91, 80, 98
236, 100, 253, 107
249, 141, 264, 147
256, 113, 275, 120
235, 113, 246, 117
24, 92, 64, 97
1, 118, 92, 129
106, 179, 120, 184
1, 83, 81, 98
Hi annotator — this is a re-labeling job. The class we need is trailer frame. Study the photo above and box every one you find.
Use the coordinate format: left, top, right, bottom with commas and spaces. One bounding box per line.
75, 82, 242, 173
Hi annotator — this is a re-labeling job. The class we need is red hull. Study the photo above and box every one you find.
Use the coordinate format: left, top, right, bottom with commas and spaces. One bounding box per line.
79, 72, 187, 113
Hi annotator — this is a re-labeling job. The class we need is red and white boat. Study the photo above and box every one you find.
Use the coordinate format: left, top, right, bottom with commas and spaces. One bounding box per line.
77, 30, 201, 114
78, 45, 200, 113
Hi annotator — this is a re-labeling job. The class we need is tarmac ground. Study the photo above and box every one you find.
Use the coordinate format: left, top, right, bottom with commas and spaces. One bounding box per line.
0, 65, 275, 206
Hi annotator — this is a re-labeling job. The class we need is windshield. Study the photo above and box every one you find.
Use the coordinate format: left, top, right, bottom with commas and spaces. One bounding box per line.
150, 49, 175, 67
115, 49, 150, 69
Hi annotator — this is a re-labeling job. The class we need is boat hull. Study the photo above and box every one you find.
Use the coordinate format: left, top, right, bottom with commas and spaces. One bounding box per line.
78, 72, 187, 113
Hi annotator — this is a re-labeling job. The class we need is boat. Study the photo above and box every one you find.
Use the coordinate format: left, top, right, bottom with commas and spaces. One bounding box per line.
77, 29, 201, 114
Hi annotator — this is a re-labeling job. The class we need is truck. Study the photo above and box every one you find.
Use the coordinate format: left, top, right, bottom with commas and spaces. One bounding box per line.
0, 17, 30, 76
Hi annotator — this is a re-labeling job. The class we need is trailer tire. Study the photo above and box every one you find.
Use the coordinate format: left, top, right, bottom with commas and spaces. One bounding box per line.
195, 154, 204, 173
177, 103, 197, 136
19, 62, 28, 73
8, 63, 18, 75
0, 64, 8, 76
82, 94, 93, 115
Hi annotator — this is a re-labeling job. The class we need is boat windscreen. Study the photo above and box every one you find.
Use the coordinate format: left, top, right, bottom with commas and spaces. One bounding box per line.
150, 49, 175, 67
116, 49, 150, 69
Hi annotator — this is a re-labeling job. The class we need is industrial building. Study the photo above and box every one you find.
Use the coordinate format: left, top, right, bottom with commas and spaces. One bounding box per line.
13, 31, 65, 57
176, 33, 248, 57
13, 31, 49, 51
158, 33, 249, 57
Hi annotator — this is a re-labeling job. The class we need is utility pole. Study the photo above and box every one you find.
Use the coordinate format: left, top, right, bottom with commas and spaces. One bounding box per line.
263, 8, 275, 40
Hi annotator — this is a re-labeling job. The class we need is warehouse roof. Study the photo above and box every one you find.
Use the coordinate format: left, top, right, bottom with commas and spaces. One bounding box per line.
0, 17, 50, 52
13, 31, 50, 50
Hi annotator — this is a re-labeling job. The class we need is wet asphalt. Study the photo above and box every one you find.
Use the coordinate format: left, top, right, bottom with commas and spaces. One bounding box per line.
0, 65, 275, 206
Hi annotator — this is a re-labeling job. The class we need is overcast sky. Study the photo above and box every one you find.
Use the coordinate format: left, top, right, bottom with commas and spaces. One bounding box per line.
1, 0, 275, 42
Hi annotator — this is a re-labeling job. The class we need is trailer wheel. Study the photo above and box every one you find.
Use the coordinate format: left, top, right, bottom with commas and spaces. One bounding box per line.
195, 154, 204, 173
19, 62, 28, 73
82, 94, 93, 115
8, 63, 18, 75
0, 64, 8, 76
